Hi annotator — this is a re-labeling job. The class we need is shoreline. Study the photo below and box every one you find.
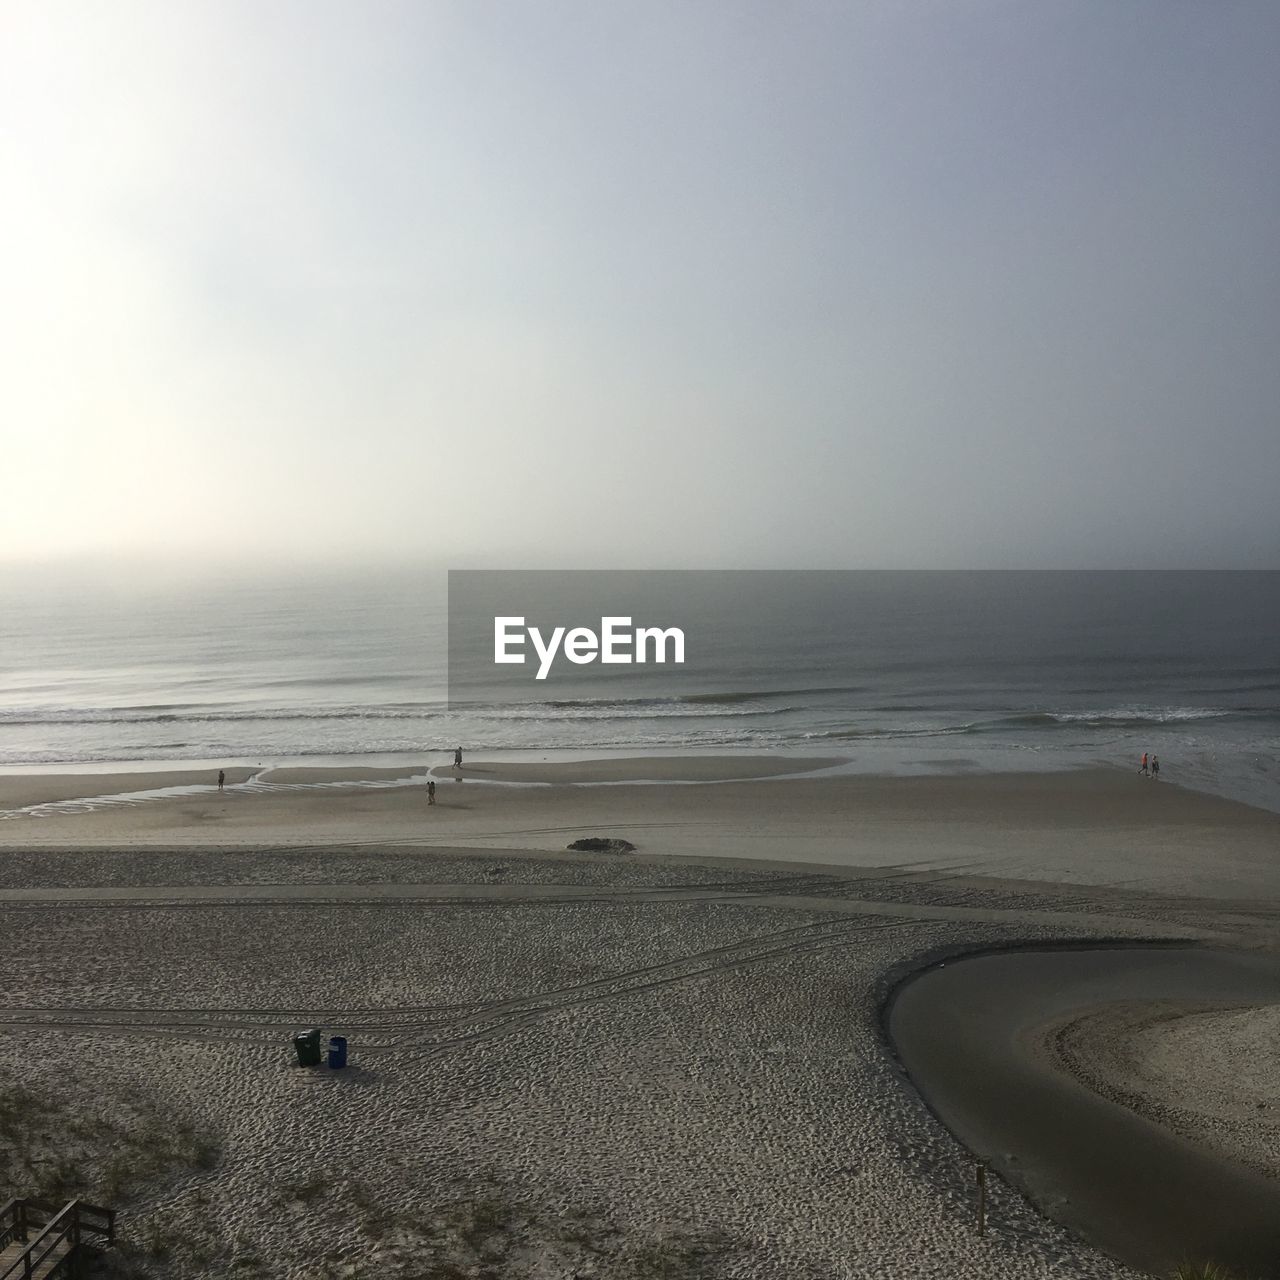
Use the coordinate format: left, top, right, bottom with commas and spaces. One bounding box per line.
2, 752, 1272, 803
0, 745, 856, 776
0, 745, 1191, 786
4, 761, 1279, 904
6, 747, 1276, 828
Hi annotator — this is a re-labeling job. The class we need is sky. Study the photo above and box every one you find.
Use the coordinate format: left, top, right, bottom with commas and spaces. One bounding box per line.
3, 1, 1278, 570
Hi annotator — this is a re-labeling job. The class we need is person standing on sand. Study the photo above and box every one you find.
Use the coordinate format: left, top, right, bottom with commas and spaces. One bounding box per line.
427, 779, 436, 805
1151, 755, 1160, 779
1140, 751, 1148, 776
454, 747, 463, 769
218, 769, 226, 791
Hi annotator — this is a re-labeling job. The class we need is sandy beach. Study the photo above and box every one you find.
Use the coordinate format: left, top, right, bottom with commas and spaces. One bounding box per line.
5, 760, 1280, 903
1047, 997, 1280, 1185
1, 759, 1278, 1278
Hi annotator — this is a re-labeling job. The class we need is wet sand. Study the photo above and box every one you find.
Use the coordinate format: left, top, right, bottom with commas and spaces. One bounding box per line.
0, 767, 258, 810
3, 762, 1279, 902
888, 945, 1280, 1278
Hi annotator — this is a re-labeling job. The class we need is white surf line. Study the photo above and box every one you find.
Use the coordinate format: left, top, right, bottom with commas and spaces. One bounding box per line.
0, 770, 434, 820
0, 757, 855, 820
0, 752, 860, 824
422, 760, 854, 790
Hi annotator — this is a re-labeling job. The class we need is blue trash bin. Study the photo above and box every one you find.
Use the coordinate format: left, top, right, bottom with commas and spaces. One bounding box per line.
327, 1035, 347, 1069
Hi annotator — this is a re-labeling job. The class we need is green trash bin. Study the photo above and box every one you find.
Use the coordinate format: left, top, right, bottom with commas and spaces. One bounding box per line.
293, 1028, 323, 1067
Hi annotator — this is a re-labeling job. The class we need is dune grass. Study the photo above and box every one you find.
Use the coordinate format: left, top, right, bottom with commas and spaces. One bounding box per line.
1171, 1262, 1246, 1280
0, 1069, 219, 1208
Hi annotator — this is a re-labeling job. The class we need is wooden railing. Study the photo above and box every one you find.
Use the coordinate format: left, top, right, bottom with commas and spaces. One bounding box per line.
0, 1198, 115, 1279
0, 1202, 24, 1252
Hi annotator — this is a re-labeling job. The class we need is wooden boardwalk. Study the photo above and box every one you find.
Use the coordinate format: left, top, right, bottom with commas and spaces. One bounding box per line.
0, 1198, 114, 1280
0, 1236, 71, 1278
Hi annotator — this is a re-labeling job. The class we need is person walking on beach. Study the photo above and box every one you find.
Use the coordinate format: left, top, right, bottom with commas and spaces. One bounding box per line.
427, 779, 436, 805
454, 747, 463, 769
217, 769, 226, 791
1151, 755, 1160, 780
1140, 751, 1148, 776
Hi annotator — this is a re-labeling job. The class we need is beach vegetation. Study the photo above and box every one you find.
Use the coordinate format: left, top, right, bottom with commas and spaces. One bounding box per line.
141, 1223, 180, 1262
1171, 1263, 1246, 1280
629, 1230, 735, 1279
266, 1179, 740, 1279
552, 1204, 622, 1252
0, 1068, 221, 1209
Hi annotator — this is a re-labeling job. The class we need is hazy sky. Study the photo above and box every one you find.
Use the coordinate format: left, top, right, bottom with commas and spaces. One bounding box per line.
4, 1, 1278, 569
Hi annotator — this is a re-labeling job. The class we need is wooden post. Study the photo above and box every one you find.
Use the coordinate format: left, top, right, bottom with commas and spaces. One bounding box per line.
976, 1162, 986, 1236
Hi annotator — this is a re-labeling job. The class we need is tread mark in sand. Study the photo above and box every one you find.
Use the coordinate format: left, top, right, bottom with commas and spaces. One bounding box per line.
0, 915, 927, 1052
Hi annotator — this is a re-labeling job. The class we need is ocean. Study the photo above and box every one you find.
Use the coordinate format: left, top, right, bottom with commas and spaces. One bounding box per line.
1, 567, 1277, 812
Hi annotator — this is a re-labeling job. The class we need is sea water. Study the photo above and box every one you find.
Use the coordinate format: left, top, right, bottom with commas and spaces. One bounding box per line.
1, 567, 1276, 812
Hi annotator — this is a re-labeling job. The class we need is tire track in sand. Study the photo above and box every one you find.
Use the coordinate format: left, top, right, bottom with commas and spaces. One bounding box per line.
0, 914, 924, 1055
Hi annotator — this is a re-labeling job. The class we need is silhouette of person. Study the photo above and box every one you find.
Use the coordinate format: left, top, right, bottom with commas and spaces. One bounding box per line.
1140, 751, 1148, 776
427, 779, 436, 805
454, 747, 463, 769
217, 769, 226, 791
1151, 755, 1160, 779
